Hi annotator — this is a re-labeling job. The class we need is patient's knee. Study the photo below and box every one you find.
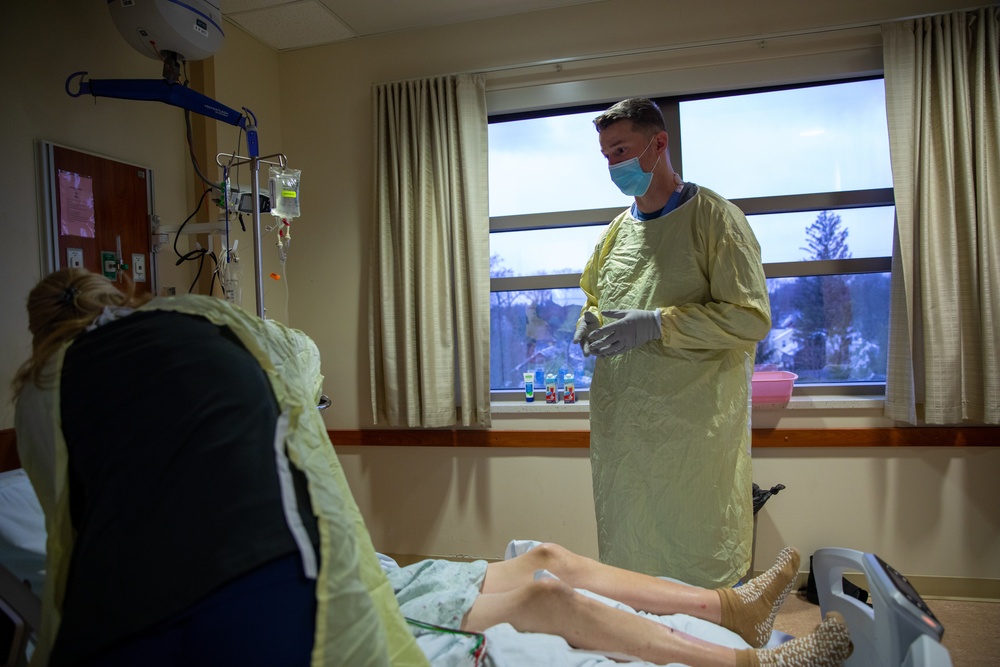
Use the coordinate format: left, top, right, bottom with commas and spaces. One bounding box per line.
524, 542, 571, 570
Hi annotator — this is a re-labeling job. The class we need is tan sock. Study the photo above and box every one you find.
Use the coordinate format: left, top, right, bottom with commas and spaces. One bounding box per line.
718, 547, 801, 648
734, 648, 760, 667
738, 611, 853, 667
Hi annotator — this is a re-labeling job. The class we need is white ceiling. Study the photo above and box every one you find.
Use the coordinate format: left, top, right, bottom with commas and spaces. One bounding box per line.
221, 0, 603, 51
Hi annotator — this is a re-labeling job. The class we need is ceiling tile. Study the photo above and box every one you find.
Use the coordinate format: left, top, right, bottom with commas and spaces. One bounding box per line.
319, 0, 602, 37
221, 0, 296, 13
226, 0, 356, 50
221, 0, 606, 51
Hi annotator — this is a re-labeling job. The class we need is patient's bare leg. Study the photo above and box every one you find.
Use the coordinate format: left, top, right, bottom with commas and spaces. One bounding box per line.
463, 578, 851, 667
481, 543, 799, 647
463, 577, 736, 667
481, 543, 721, 619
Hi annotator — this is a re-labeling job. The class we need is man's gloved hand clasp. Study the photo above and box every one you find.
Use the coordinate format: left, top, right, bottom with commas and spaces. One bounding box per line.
587, 309, 662, 357
572, 310, 600, 356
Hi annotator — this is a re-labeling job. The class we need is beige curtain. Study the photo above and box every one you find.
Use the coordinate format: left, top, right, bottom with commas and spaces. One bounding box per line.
369, 74, 491, 428
882, 7, 1000, 424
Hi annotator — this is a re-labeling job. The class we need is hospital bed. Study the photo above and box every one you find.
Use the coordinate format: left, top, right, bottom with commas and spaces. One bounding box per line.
0, 466, 953, 666
0, 470, 42, 667
390, 540, 954, 667
0, 562, 37, 667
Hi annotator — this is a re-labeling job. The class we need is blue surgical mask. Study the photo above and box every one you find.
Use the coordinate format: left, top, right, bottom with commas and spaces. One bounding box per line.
608, 137, 660, 197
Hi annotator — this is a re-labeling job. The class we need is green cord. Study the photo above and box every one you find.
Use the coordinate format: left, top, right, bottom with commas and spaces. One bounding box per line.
405, 617, 486, 663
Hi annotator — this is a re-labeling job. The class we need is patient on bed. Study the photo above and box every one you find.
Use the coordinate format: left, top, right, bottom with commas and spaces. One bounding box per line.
387, 542, 852, 667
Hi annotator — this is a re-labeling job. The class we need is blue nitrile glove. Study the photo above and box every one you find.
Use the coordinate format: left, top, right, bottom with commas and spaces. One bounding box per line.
588, 309, 662, 357
572, 310, 601, 356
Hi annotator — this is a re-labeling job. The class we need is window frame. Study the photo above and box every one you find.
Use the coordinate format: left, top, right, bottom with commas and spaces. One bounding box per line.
488, 76, 894, 399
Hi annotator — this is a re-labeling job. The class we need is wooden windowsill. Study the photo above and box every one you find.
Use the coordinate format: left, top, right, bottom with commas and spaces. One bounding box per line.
491, 394, 885, 414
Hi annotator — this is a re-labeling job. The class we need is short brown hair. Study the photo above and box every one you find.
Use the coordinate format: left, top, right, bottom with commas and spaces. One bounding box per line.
593, 98, 666, 134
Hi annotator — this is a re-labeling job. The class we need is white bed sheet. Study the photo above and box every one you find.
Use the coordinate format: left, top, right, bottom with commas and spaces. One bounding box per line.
410, 596, 750, 667
0, 469, 47, 595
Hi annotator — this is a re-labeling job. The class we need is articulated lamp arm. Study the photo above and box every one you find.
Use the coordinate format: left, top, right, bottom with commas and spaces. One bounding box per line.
65, 71, 258, 156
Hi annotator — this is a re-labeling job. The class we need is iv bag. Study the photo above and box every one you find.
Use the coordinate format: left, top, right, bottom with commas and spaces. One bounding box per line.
223, 257, 243, 307
269, 166, 301, 219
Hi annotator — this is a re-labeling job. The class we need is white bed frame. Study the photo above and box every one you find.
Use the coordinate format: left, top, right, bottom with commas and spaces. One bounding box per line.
0, 563, 38, 667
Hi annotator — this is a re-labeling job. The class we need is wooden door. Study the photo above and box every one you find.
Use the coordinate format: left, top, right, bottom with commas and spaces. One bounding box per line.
42, 143, 154, 296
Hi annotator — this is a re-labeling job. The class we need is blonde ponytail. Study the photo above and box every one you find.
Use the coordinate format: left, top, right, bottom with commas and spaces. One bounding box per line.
12, 268, 151, 398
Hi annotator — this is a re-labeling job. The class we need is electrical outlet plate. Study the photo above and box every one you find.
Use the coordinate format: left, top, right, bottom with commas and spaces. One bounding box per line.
66, 247, 84, 268
132, 253, 147, 282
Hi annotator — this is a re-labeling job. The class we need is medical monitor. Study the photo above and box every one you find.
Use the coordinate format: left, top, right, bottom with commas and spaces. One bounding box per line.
238, 192, 271, 215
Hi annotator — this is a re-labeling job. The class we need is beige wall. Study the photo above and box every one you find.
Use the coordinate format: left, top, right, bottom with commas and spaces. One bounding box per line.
3, 1, 997, 591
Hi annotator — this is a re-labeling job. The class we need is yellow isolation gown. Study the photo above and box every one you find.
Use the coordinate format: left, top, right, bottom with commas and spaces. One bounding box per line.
580, 185, 771, 588
15, 295, 428, 667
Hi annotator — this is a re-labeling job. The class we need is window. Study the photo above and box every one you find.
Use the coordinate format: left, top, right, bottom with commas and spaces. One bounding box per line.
488, 78, 893, 393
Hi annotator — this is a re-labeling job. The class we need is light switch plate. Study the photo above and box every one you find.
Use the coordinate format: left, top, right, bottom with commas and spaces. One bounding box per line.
66, 247, 84, 268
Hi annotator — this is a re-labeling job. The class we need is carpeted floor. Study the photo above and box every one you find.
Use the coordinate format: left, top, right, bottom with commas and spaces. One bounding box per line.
773, 591, 1000, 666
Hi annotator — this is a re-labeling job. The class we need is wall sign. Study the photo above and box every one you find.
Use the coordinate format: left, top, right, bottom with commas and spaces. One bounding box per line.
58, 169, 96, 238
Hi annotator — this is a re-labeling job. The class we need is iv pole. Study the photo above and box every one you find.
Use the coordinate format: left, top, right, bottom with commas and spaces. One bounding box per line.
65, 71, 278, 319
214, 150, 286, 319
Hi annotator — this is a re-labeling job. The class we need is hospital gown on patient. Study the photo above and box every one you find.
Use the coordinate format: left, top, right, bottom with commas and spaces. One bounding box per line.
388, 558, 488, 628
581, 184, 771, 589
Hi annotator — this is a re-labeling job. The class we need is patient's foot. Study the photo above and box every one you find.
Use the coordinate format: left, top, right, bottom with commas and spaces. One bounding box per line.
718, 547, 800, 648
735, 611, 853, 667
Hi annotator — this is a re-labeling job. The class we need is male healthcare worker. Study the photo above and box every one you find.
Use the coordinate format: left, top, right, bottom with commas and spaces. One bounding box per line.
574, 98, 771, 588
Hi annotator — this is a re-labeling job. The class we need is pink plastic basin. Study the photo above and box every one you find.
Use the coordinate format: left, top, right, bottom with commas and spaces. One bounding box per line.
751, 371, 798, 404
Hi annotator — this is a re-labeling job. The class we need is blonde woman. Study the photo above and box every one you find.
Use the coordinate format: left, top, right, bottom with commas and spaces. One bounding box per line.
13, 268, 425, 667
